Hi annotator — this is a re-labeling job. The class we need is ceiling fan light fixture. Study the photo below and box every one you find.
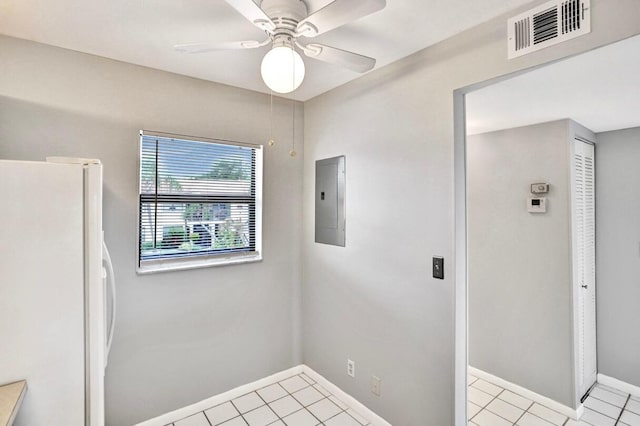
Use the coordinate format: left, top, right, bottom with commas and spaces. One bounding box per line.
261, 45, 305, 94
177, 0, 385, 93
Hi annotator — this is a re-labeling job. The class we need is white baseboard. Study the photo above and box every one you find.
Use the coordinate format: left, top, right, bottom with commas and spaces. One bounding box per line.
302, 365, 392, 426
135, 365, 391, 426
468, 366, 582, 420
597, 373, 640, 398
135, 366, 304, 426
575, 403, 584, 420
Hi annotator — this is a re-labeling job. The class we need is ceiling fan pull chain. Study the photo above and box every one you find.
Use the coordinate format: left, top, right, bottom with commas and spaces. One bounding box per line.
290, 100, 297, 157
289, 46, 297, 158
268, 90, 275, 147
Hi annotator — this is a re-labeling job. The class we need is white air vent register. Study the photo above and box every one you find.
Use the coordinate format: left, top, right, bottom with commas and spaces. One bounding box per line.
508, 0, 591, 59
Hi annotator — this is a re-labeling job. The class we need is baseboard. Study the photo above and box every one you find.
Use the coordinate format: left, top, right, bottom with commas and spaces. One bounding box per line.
468, 366, 582, 420
135, 365, 304, 426
302, 365, 392, 426
597, 373, 640, 398
575, 403, 584, 419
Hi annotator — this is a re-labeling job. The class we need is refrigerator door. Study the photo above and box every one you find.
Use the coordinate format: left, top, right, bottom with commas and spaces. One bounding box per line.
84, 161, 105, 426
48, 157, 106, 426
0, 159, 86, 425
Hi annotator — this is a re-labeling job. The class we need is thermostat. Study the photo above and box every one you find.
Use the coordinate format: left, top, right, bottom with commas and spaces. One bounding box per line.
531, 183, 550, 194
528, 197, 547, 213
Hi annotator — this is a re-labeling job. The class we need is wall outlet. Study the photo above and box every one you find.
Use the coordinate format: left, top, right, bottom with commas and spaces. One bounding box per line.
371, 375, 381, 396
347, 359, 355, 378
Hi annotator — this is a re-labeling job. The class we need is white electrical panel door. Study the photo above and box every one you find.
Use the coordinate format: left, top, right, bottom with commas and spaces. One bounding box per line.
572, 139, 597, 398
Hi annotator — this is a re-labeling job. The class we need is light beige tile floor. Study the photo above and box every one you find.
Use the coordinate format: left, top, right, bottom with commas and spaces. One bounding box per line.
468, 374, 639, 426
157, 369, 640, 426
168, 373, 371, 426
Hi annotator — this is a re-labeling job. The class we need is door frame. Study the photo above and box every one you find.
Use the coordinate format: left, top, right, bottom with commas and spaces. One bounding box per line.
452, 67, 597, 426
453, 89, 467, 426
452, 70, 532, 426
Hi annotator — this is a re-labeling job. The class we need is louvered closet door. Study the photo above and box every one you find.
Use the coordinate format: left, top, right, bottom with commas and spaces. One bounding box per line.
573, 139, 597, 398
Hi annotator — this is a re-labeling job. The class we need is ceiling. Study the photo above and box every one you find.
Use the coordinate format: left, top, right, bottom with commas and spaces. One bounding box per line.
466, 34, 640, 135
0, 0, 534, 101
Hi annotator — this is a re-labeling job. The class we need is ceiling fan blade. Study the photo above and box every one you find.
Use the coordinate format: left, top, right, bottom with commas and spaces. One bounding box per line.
297, 0, 386, 37
175, 39, 270, 54
224, 0, 276, 32
299, 43, 376, 73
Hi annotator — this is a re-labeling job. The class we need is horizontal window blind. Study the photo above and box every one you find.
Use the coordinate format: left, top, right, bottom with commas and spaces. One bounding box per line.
138, 132, 258, 266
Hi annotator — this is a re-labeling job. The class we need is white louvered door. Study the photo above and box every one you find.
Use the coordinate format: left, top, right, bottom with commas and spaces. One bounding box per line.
572, 139, 597, 398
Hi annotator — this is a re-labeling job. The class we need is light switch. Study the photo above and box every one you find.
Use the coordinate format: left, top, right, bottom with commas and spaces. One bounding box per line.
433, 257, 444, 280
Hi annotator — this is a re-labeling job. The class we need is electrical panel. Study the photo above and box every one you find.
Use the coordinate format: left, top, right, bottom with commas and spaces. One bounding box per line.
315, 156, 345, 246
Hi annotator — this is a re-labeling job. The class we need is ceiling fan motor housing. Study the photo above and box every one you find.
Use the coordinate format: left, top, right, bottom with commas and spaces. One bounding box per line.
260, 0, 308, 34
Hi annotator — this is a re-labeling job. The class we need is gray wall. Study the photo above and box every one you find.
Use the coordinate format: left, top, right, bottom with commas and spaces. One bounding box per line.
467, 121, 575, 406
1, 1, 639, 425
302, 2, 640, 425
595, 127, 640, 388
0, 35, 304, 426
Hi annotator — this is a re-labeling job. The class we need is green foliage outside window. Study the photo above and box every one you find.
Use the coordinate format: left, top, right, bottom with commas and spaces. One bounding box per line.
199, 159, 248, 180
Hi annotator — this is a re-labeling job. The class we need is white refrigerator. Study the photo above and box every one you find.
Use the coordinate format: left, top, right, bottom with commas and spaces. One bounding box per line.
0, 157, 115, 425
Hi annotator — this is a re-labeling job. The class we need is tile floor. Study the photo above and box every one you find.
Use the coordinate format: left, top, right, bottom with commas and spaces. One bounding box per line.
166, 373, 371, 426
468, 374, 640, 426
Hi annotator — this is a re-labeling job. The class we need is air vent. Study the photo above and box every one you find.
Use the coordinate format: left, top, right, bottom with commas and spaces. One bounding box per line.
508, 0, 590, 59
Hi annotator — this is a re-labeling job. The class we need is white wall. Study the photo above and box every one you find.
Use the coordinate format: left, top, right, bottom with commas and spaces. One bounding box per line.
595, 126, 640, 388
0, 35, 304, 426
467, 121, 574, 406
302, 2, 640, 424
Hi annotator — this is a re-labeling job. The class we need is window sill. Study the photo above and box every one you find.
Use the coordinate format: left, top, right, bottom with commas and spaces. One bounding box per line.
136, 252, 262, 274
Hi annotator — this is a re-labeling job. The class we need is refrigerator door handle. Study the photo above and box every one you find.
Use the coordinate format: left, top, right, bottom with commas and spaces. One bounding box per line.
102, 240, 116, 367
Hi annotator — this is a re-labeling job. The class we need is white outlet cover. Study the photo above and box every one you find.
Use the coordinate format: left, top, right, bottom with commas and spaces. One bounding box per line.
347, 359, 355, 378
371, 376, 381, 396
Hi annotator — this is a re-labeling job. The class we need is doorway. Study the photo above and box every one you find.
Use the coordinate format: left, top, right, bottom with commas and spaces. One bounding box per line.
454, 34, 640, 426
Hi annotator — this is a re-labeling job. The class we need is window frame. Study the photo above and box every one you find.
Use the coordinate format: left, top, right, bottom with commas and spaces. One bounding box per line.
136, 130, 263, 274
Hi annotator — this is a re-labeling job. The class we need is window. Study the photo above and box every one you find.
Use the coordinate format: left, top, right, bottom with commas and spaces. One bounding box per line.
137, 131, 262, 273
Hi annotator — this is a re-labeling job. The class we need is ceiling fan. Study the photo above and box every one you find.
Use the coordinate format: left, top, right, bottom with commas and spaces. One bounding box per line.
175, 0, 386, 93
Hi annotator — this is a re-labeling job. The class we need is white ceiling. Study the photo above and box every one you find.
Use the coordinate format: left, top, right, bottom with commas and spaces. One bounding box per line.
0, 0, 534, 101
466, 34, 640, 135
